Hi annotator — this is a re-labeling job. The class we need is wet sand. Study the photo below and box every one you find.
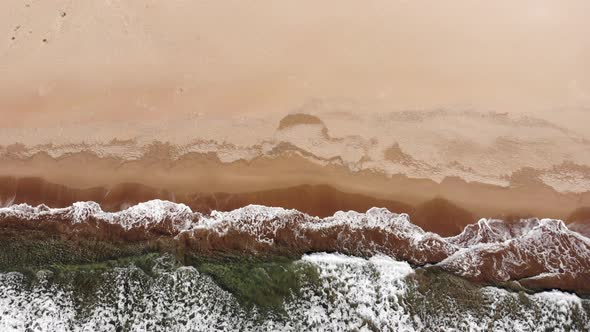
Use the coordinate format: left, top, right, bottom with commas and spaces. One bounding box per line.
1, 171, 588, 237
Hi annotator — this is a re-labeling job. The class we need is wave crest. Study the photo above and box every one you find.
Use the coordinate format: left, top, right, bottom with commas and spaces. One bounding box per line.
1, 200, 589, 293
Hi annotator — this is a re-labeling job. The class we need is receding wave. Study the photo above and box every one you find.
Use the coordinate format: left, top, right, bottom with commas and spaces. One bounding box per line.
1, 200, 589, 294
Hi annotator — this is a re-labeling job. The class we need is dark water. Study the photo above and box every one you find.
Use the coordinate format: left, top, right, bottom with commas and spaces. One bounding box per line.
0, 254, 588, 331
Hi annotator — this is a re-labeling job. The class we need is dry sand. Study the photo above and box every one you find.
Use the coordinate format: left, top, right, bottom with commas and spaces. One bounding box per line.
1, 1, 589, 125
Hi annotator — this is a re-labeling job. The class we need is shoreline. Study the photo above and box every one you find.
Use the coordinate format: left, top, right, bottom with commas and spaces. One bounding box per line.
1, 151, 589, 234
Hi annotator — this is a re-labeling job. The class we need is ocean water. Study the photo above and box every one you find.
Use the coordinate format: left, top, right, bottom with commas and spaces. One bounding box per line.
0, 253, 587, 332
1, 201, 589, 331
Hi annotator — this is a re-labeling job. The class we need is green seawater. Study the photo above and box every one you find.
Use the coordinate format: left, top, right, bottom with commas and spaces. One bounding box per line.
0, 241, 588, 331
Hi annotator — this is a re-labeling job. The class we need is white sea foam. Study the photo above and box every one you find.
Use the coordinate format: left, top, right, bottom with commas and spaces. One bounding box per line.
0, 199, 196, 231
0, 254, 587, 331
3, 107, 590, 193
440, 217, 590, 281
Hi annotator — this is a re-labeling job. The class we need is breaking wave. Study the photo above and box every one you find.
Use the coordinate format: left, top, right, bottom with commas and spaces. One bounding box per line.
1, 200, 589, 295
